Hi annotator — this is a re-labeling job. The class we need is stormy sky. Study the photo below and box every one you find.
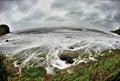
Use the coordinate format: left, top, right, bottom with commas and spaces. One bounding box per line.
0, 0, 120, 31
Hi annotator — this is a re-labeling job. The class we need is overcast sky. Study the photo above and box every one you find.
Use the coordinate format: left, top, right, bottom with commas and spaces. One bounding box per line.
0, 0, 120, 31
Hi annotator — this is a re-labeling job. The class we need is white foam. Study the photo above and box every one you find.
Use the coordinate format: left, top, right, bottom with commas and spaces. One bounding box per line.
0, 28, 120, 73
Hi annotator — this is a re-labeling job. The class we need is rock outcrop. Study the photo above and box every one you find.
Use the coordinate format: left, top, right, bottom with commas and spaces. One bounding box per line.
0, 24, 10, 36
111, 27, 120, 35
59, 55, 74, 64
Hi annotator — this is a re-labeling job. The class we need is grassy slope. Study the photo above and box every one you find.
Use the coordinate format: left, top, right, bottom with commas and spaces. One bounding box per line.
52, 50, 120, 81
0, 50, 120, 81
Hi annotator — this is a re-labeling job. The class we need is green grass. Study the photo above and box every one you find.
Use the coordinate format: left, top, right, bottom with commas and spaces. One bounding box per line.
7, 65, 46, 81
51, 50, 120, 81
23, 66, 46, 78
0, 54, 8, 81
0, 50, 120, 81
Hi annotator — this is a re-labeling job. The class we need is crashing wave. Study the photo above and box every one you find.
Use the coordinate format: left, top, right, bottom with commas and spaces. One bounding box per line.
0, 27, 120, 74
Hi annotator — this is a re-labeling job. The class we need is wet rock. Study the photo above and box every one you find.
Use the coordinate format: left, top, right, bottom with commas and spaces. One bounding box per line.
0, 24, 10, 36
5, 40, 9, 42
59, 55, 74, 64
111, 27, 120, 35
69, 46, 74, 49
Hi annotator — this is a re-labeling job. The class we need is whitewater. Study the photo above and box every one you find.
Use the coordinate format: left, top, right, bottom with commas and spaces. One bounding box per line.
0, 27, 120, 74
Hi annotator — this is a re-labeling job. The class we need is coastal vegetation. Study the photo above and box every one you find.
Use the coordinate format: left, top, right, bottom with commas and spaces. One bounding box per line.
0, 50, 120, 81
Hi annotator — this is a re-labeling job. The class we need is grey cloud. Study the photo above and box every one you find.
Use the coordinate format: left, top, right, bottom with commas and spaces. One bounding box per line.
15, 2, 32, 13
0, 0, 38, 13
0, 0, 40, 28
51, 0, 95, 10
110, 0, 120, 1
22, 11, 45, 21
51, 0, 81, 10
51, 0, 120, 30
11, 10, 46, 30
0, 0, 15, 12
14, 0, 39, 13
114, 12, 120, 22
1, 0, 120, 31
66, 10, 84, 18
46, 16, 65, 22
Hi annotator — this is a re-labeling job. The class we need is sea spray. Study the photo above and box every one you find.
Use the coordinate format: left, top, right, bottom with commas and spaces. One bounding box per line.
0, 27, 120, 73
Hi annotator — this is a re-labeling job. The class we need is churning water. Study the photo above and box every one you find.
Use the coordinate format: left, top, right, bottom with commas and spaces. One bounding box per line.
0, 27, 120, 73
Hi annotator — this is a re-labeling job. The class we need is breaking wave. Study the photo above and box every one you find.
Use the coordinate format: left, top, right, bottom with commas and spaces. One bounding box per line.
0, 27, 120, 74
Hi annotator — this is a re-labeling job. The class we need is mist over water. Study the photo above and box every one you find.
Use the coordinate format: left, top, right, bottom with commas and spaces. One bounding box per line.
0, 27, 120, 73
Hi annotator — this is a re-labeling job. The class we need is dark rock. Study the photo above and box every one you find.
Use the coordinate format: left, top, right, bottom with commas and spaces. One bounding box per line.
0, 24, 10, 36
111, 27, 120, 35
5, 40, 9, 42
116, 41, 119, 43
69, 46, 74, 49
59, 55, 74, 64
